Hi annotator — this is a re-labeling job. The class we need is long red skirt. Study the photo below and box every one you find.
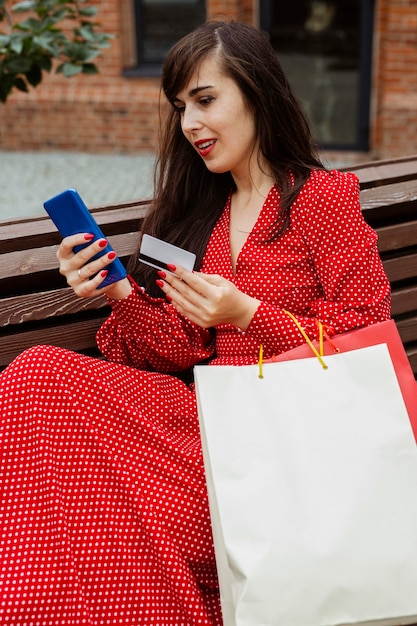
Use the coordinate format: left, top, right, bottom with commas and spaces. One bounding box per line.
0, 345, 222, 625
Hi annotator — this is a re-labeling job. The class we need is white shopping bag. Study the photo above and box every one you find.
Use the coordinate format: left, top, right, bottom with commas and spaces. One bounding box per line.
194, 344, 417, 626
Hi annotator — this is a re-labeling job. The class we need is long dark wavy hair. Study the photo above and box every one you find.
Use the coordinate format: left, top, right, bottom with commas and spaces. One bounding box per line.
128, 20, 324, 295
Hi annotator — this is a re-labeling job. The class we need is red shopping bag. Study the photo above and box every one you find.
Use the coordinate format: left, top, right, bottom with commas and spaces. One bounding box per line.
268, 319, 417, 438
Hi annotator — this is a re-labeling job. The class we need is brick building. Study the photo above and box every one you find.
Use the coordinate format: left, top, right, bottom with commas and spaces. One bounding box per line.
0, 0, 416, 160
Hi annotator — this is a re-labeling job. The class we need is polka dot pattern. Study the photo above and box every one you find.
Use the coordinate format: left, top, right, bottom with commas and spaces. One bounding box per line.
0, 169, 390, 624
100, 169, 390, 368
1, 346, 220, 624
202, 169, 391, 362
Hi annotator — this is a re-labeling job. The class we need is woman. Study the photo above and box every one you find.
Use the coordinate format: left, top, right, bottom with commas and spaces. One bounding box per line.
0, 21, 390, 626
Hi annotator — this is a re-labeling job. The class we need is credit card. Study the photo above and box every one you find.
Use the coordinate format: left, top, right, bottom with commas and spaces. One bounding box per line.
138, 234, 196, 273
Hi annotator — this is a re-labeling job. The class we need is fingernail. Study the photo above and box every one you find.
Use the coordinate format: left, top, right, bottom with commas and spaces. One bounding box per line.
84, 233, 94, 241
98, 239, 108, 248
155, 279, 164, 289
165, 294, 172, 302
166, 264, 176, 272
157, 270, 166, 278
100, 270, 109, 278
107, 251, 116, 260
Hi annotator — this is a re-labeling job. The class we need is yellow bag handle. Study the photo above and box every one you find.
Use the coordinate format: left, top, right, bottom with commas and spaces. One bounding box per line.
283, 310, 328, 370
257, 311, 329, 377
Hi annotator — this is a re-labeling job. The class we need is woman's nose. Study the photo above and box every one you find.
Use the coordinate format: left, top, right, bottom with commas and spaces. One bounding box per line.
181, 106, 202, 133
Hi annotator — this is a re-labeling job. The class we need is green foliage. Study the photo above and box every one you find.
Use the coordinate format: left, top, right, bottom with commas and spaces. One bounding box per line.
0, 0, 114, 102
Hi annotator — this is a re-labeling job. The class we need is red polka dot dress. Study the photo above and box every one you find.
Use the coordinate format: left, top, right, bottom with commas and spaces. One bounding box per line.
0, 170, 390, 625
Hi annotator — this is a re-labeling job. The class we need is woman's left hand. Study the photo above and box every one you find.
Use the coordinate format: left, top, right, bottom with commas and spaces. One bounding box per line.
157, 266, 260, 330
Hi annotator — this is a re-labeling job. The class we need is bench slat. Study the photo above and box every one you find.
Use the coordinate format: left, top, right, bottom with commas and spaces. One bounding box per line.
360, 179, 417, 215
391, 285, 417, 317
0, 202, 148, 253
0, 288, 107, 327
382, 252, 417, 283
348, 155, 417, 188
0, 231, 138, 281
377, 221, 417, 252
396, 315, 417, 345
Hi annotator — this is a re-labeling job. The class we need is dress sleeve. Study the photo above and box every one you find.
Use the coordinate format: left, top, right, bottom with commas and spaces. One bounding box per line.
244, 170, 391, 355
96, 278, 215, 371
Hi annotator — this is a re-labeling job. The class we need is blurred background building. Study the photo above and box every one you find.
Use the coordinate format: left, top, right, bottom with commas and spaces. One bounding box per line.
1, 0, 416, 161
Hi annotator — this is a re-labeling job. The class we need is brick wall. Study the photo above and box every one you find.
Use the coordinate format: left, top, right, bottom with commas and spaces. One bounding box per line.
0, 2, 161, 152
1, 0, 416, 159
207, 0, 253, 21
0, 0, 254, 153
372, 0, 417, 157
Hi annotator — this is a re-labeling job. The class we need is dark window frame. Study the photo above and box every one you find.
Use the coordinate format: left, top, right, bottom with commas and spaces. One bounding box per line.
125, 0, 206, 77
259, 0, 375, 151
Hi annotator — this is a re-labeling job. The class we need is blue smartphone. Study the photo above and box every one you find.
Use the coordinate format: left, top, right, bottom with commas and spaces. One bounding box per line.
44, 189, 127, 288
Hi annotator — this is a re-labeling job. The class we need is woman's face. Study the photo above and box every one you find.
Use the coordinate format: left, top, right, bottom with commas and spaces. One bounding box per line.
173, 56, 259, 181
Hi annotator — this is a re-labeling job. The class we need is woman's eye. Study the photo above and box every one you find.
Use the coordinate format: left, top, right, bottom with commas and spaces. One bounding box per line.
173, 102, 185, 114
173, 95, 213, 113
199, 96, 214, 107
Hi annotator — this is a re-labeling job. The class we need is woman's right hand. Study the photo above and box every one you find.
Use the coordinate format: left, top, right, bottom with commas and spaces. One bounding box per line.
57, 233, 132, 300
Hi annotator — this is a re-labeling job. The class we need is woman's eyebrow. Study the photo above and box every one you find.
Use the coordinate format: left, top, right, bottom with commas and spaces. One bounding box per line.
189, 85, 214, 96
188, 85, 214, 97
173, 85, 214, 104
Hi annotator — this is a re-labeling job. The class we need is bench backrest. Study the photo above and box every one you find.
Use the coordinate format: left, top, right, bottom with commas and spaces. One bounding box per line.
1, 154, 417, 375
346, 156, 417, 375
0, 200, 149, 367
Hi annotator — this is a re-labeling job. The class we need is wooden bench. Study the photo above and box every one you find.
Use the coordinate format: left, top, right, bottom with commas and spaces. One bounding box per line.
342, 155, 417, 375
0, 199, 149, 367
1, 154, 417, 375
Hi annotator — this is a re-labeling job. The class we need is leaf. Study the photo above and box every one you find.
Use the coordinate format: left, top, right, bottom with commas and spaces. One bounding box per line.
9, 35, 25, 54
0, 73, 14, 102
56, 61, 82, 77
37, 54, 52, 71
0, 0, 115, 101
79, 24, 95, 42
63, 41, 101, 62
81, 62, 98, 75
15, 17, 42, 33
11, 1, 36, 12
33, 34, 60, 56
62, 41, 84, 60
50, 8, 68, 21
94, 33, 113, 47
80, 47, 100, 62
14, 76, 29, 92
26, 63, 42, 86
4, 54, 32, 73
0, 34, 10, 48
0, 88, 10, 103
78, 6, 98, 17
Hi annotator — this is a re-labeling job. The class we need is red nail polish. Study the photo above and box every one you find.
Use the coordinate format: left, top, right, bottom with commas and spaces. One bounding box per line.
166, 264, 176, 272
100, 270, 109, 278
157, 270, 166, 278
98, 239, 108, 248
107, 251, 116, 260
155, 279, 164, 289
84, 234, 94, 241
165, 294, 172, 302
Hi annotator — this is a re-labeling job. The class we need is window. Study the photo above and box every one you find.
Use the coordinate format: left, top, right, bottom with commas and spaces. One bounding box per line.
260, 0, 374, 149
133, 0, 206, 73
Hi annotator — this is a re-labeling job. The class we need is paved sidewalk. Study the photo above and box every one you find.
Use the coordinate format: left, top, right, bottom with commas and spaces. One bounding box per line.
0, 149, 366, 222
0, 151, 156, 221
